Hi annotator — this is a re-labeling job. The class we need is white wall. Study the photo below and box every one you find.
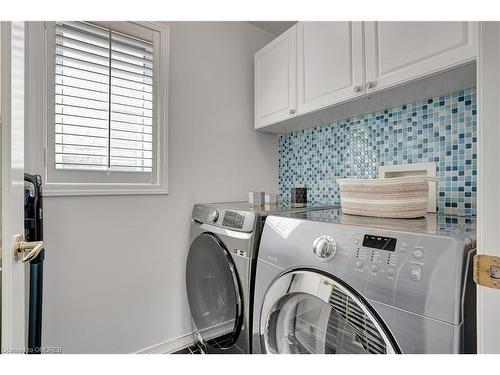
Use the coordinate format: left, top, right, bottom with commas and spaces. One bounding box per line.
26, 22, 277, 353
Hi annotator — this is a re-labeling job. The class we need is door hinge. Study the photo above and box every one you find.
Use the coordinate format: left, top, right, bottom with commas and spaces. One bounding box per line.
473, 254, 500, 289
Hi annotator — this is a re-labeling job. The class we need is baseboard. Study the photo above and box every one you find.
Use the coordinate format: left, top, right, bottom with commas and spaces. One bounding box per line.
137, 331, 198, 354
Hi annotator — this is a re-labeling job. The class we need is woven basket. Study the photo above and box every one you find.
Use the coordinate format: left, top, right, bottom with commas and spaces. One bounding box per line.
337, 176, 438, 219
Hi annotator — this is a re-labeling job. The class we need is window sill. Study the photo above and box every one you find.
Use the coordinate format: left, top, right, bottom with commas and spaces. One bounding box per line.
42, 183, 169, 197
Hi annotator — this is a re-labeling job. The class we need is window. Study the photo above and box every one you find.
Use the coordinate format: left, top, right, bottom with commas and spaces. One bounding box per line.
55, 22, 153, 172
44, 21, 168, 195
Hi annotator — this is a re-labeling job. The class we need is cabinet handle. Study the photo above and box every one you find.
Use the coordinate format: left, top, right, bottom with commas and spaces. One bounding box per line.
289, 109, 296, 115
366, 81, 375, 89
353, 85, 362, 93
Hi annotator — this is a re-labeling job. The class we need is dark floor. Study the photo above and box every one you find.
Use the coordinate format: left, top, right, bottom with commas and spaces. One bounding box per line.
173, 341, 205, 354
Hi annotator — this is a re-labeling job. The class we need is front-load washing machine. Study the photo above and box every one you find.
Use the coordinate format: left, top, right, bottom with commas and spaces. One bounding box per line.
186, 202, 333, 354
253, 209, 477, 354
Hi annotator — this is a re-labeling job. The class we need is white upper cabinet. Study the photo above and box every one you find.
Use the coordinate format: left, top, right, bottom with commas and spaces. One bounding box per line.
297, 22, 364, 113
254, 25, 297, 129
254, 21, 478, 131
364, 22, 477, 93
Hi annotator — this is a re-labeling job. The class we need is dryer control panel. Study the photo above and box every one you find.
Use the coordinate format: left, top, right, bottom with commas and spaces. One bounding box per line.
259, 212, 476, 325
353, 233, 424, 281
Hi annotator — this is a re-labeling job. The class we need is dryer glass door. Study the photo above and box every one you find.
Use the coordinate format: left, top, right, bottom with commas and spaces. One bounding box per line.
261, 270, 396, 354
186, 233, 242, 349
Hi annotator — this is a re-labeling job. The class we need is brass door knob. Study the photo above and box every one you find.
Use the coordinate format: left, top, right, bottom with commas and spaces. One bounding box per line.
13, 234, 44, 262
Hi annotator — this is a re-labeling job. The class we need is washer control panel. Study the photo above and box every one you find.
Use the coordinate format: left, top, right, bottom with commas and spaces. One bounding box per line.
353, 234, 425, 282
206, 208, 219, 222
192, 204, 256, 233
222, 210, 246, 229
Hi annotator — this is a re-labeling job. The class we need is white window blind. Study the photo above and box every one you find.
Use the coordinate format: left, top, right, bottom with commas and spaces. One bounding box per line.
55, 21, 153, 173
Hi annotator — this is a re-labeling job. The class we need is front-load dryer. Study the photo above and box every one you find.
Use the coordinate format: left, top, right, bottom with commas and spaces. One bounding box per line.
252, 209, 477, 354
186, 202, 333, 354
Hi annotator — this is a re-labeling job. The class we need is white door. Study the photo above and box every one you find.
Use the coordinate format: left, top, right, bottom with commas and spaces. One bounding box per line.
297, 22, 364, 114
254, 25, 297, 129
1, 21, 27, 353
477, 21, 500, 354
364, 21, 477, 94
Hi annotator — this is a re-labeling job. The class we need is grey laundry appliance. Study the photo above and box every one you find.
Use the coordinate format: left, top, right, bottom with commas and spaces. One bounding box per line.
252, 209, 477, 354
185, 201, 333, 354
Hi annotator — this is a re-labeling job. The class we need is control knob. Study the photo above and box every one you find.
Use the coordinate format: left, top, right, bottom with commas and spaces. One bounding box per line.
312, 235, 337, 260
207, 209, 219, 222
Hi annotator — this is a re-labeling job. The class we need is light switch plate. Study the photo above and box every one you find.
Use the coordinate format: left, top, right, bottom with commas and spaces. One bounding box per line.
379, 162, 437, 213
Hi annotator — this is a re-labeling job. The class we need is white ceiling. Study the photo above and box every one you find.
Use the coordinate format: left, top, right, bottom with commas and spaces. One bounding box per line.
248, 21, 297, 36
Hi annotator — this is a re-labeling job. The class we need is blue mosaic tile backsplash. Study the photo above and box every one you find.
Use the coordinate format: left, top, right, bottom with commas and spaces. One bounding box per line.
279, 88, 477, 216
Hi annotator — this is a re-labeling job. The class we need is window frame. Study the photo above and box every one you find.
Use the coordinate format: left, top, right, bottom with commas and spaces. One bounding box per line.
41, 21, 169, 196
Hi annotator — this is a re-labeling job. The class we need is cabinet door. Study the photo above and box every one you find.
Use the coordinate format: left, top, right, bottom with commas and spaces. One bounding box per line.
297, 22, 364, 114
365, 21, 477, 93
254, 25, 297, 129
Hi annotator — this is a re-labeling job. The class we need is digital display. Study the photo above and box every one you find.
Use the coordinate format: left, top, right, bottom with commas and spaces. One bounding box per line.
362, 234, 397, 252
222, 211, 245, 229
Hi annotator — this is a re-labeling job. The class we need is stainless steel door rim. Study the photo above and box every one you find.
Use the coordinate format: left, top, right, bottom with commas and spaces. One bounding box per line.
186, 232, 243, 349
260, 269, 397, 354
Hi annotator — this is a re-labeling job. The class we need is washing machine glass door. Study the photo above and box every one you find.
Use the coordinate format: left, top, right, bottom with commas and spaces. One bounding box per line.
261, 270, 397, 354
186, 233, 242, 349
